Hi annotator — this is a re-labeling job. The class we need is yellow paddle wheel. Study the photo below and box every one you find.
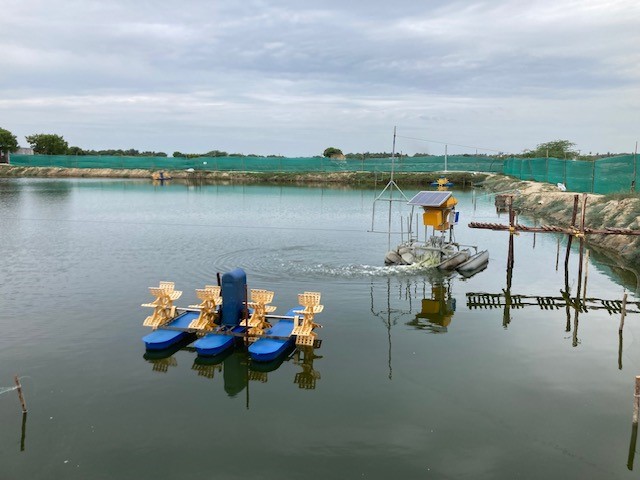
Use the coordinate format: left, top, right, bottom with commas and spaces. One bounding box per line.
292, 292, 324, 347
142, 281, 183, 330
241, 289, 277, 342
188, 285, 222, 332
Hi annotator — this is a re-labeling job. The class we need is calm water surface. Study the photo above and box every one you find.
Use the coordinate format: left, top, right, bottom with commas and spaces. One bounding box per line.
1, 178, 640, 479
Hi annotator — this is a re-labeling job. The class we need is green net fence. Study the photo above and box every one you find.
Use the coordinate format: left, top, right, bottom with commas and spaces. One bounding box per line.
503, 155, 639, 194
8, 154, 504, 174
9, 153, 639, 194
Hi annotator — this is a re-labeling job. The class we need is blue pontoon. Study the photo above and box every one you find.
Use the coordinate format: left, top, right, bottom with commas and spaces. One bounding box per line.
248, 309, 298, 362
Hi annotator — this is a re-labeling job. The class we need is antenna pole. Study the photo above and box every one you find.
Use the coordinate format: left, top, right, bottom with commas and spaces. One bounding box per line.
633, 141, 638, 193
444, 144, 448, 172
388, 127, 397, 249
391, 126, 397, 181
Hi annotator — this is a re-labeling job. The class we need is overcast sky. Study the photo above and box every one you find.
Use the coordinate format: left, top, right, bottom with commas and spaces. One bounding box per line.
1, 0, 638, 156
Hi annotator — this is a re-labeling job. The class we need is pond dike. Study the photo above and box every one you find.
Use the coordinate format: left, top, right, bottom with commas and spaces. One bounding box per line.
480, 175, 640, 266
0, 164, 489, 188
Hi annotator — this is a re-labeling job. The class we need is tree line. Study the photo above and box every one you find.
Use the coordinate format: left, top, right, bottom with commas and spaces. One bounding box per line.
0, 128, 288, 158
324, 141, 631, 161
0, 127, 630, 161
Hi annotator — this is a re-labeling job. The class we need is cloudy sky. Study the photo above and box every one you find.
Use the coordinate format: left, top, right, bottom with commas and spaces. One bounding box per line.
1, 0, 638, 156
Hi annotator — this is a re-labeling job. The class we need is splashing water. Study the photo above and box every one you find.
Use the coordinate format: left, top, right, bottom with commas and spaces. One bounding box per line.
0, 386, 18, 396
413, 251, 441, 268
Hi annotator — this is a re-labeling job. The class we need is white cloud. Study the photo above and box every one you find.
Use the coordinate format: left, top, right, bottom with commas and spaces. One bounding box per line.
0, 0, 637, 156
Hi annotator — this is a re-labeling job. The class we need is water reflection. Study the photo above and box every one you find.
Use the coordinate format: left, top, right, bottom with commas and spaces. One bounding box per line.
20, 412, 27, 452
406, 280, 456, 333
466, 251, 639, 366
143, 342, 322, 403
370, 273, 458, 380
292, 346, 322, 390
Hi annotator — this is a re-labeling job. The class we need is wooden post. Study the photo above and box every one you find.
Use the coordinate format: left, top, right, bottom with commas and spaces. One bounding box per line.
575, 194, 588, 304
634, 376, 640, 426
582, 249, 590, 298
555, 237, 560, 271
619, 329, 624, 371
620, 292, 628, 332
618, 282, 627, 370
14, 375, 27, 413
633, 141, 638, 193
564, 195, 579, 273
507, 197, 515, 270
243, 285, 250, 347
631, 376, 640, 470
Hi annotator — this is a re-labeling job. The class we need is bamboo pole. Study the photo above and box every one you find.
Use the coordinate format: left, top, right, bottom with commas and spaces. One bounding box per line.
633, 376, 640, 426
14, 375, 27, 413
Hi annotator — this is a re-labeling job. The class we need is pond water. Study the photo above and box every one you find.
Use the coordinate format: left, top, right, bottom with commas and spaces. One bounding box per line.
1, 178, 640, 479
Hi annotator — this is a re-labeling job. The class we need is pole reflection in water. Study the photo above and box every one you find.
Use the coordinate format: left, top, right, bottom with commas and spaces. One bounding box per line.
20, 412, 27, 452
370, 273, 459, 380
370, 277, 410, 380
466, 258, 640, 357
629, 423, 638, 470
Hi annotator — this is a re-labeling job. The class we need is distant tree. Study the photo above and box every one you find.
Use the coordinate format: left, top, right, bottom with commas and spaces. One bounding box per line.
323, 147, 343, 158
205, 150, 228, 157
67, 146, 86, 155
173, 151, 185, 158
522, 140, 579, 159
0, 128, 19, 162
25, 133, 69, 155
139, 151, 167, 157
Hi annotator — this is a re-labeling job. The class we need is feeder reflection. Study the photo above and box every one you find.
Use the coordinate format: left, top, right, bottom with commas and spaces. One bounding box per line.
407, 281, 456, 333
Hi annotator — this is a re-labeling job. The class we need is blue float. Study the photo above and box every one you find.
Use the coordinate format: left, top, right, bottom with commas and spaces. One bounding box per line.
142, 311, 199, 350
248, 309, 298, 362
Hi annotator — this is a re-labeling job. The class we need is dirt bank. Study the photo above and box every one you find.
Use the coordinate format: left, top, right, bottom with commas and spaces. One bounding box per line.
0, 164, 489, 188
480, 175, 640, 265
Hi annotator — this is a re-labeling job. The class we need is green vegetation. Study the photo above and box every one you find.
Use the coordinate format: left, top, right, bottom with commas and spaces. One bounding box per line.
0, 127, 19, 162
7, 131, 632, 161
74, 148, 167, 157
323, 147, 343, 158
520, 140, 579, 159
25, 133, 69, 155
174, 150, 228, 158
